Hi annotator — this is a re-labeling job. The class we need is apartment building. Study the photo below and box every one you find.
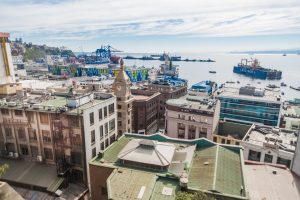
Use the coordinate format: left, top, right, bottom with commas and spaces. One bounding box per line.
0, 92, 117, 190
131, 89, 161, 135
165, 95, 219, 140
148, 76, 187, 120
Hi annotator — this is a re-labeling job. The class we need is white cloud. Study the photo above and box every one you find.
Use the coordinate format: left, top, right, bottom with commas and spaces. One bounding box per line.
1, 0, 300, 39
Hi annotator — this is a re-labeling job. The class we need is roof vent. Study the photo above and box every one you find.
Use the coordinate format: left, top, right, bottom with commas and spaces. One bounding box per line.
139, 139, 156, 148
204, 162, 210, 165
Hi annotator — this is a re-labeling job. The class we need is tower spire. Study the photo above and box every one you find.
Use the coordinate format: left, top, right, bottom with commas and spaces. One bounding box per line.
120, 58, 124, 70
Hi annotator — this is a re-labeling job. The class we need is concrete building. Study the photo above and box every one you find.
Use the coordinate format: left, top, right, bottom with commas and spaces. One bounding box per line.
281, 103, 300, 130
113, 59, 134, 136
0, 32, 22, 95
217, 85, 282, 127
89, 133, 248, 200
213, 121, 251, 146
131, 89, 161, 135
148, 76, 187, 120
0, 91, 117, 192
242, 124, 298, 168
165, 95, 219, 140
292, 131, 300, 177
188, 80, 217, 96
244, 162, 300, 200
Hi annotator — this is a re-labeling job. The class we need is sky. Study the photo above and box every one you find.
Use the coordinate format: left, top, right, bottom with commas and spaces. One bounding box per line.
1, 0, 300, 53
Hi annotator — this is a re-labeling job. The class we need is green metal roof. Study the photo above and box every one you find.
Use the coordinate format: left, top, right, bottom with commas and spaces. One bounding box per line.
90, 133, 247, 200
39, 96, 67, 108
188, 146, 245, 198
150, 177, 178, 200
107, 168, 157, 200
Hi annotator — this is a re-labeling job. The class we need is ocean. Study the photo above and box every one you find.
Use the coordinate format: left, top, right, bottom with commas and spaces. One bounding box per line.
118, 53, 300, 101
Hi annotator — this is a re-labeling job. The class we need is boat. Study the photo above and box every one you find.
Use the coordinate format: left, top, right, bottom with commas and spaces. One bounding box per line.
283, 53, 287, 56
123, 55, 137, 59
209, 71, 216, 74
226, 81, 235, 84
267, 84, 279, 89
288, 98, 300, 105
290, 86, 300, 91
233, 58, 282, 79
237, 81, 240, 84
281, 82, 287, 87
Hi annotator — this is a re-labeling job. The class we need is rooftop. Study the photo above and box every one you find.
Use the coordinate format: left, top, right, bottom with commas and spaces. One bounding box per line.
0, 158, 61, 193
0, 92, 114, 115
217, 86, 281, 103
150, 76, 187, 88
242, 124, 298, 152
90, 133, 247, 200
244, 163, 300, 200
166, 95, 216, 112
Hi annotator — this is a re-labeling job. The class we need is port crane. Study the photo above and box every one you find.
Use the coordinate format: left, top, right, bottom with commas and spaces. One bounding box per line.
95, 45, 122, 60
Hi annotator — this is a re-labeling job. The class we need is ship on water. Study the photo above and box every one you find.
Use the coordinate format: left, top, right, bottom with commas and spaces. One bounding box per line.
233, 58, 282, 79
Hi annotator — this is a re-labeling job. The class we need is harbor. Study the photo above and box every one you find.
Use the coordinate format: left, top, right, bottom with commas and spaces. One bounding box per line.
120, 53, 300, 101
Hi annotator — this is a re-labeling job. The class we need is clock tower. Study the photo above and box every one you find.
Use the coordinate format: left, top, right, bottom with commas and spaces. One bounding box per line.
113, 59, 133, 136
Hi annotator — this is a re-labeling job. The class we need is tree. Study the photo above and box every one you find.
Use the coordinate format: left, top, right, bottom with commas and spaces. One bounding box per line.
0, 164, 9, 177
176, 191, 216, 200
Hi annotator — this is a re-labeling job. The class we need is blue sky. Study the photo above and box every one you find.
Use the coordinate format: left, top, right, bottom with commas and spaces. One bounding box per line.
1, 0, 300, 53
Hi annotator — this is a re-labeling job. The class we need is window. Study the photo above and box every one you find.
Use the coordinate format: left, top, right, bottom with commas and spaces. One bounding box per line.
14, 110, 23, 116
101, 142, 105, 150
91, 130, 95, 144
100, 125, 104, 139
6, 143, 15, 152
226, 140, 231, 144
105, 123, 108, 136
109, 103, 114, 115
118, 121, 122, 127
188, 125, 196, 139
235, 141, 240, 145
117, 97, 121, 101
117, 104, 122, 109
92, 147, 96, 158
5, 128, 13, 138
109, 119, 115, 131
1, 109, 9, 115
44, 148, 53, 160
17, 128, 26, 140
264, 154, 273, 163
221, 139, 225, 144
27, 112, 34, 123
118, 112, 122, 117
42, 130, 51, 143
248, 150, 261, 161
20, 145, 29, 155
213, 137, 217, 142
277, 157, 291, 168
31, 146, 38, 157
104, 107, 108, 118
40, 113, 49, 124
89, 112, 94, 125
178, 123, 185, 139
99, 108, 103, 120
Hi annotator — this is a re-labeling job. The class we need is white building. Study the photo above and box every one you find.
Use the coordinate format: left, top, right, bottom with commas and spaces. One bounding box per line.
242, 124, 298, 168
165, 95, 220, 140
292, 133, 300, 176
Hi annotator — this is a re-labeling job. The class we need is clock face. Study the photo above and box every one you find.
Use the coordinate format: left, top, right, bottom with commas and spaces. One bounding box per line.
117, 85, 122, 91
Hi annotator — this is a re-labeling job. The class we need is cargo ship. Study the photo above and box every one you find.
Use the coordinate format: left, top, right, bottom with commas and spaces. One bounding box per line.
233, 58, 282, 79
